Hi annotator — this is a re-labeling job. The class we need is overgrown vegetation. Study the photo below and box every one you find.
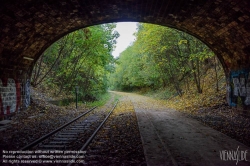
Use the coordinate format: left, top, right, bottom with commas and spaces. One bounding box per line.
31, 22, 226, 111
109, 23, 226, 111
85, 92, 111, 107
31, 24, 119, 102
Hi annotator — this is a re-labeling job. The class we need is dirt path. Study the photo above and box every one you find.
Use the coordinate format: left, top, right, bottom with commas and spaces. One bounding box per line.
112, 91, 250, 166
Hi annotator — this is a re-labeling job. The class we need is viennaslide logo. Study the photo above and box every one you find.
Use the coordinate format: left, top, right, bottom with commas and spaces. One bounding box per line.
220, 146, 248, 165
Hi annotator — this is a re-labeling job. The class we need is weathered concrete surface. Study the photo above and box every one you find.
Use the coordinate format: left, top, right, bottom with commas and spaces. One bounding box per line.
113, 92, 250, 166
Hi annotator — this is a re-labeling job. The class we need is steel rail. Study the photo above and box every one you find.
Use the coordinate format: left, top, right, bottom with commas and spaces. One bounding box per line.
67, 101, 118, 166
20, 106, 97, 150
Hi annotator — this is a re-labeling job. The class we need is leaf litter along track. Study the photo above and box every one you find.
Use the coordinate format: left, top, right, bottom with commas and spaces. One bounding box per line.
111, 91, 250, 166
83, 97, 146, 166
22, 104, 103, 151
1, 102, 119, 164
10, 102, 118, 166
0, 102, 84, 151
0, 92, 110, 150
21, 97, 146, 166
184, 106, 250, 147
0, 93, 147, 165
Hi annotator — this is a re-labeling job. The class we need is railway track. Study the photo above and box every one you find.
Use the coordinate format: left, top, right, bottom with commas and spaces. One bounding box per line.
20, 107, 97, 151
3, 95, 145, 166
74, 98, 146, 165
18, 101, 118, 165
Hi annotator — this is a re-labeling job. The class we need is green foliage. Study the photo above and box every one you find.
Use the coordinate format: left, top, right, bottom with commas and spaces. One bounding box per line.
32, 22, 223, 104
32, 24, 119, 101
109, 23, 221, 95
85, 92, 111, 107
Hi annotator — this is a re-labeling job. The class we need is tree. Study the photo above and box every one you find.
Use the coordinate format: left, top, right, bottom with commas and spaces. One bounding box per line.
31, 23, 119, 101
109, 23, 217, 96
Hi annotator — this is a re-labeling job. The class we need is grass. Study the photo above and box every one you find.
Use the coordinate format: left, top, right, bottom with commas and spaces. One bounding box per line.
113, 93, 121, 103
85, 92, 112, 107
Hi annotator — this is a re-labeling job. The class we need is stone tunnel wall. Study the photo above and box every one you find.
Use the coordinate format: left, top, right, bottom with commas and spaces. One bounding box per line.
0, 78, 30, 119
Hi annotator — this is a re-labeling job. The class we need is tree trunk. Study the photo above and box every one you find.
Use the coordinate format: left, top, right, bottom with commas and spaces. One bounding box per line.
214, 56, 219, 92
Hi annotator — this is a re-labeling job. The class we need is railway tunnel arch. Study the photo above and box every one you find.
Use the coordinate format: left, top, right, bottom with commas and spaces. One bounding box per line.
0, 0, 250, 117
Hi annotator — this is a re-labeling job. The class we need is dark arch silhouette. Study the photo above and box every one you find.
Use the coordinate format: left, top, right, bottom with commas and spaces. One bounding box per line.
1, 0, 250, 76
0, 0, 250, 108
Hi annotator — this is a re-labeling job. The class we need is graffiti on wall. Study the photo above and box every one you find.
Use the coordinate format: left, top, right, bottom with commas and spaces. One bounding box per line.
0, 79, 18, 115
24, 79, 30, 108
0, 78, 30, 115
230, 69, 250, 106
